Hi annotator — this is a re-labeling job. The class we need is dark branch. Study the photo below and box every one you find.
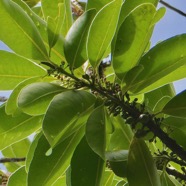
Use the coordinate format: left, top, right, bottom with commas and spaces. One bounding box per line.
0, 96, 7, 102
159, 0, 186, 17
166, 167, 186, 181
0, 157, 26, 163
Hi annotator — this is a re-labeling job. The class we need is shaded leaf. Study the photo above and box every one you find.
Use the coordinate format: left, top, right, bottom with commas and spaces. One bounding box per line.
128, 34, 186, 93
64, 9, 96, 69
7, 166, 27, 186
28, 129, 84, 186
71, 136, 104, 186
102, 170, 115, 186
0, 51, 46, 90
86, 105, 106, 160
87, 0, 122, 67
127, 138, 161, 186
0, 0, 48, 61
0, 105, 42, 150
162, 90, 186, 118
43, 90, 96, 147
160, 171, 176, 186
113, 4, 165, 79
18, 82, 67, 116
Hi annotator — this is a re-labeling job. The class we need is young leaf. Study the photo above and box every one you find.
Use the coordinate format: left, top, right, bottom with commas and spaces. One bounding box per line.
86, 105, 106, 160
7, 166, 27, 186
64, 9, 96, 69
162, 90, 186, 118
27, 129, 84, 186
0, 51, 46, 90
71, 136, 105, 186
102, 170, 115, 186
18, 82, 67, 116
87, 0, 122, 67
113, 4, 165, 79
0, 105, 42, 150
2, 138, 30, 173
128, 34, 186, 93
0, 0, 49, 61
86, 0, 111, 11
43, 90, 96, 147
127, 138, 161, 186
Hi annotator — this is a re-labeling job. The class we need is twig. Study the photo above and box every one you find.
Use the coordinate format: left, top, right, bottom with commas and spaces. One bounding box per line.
0, 157, 26, 163
159, 0, 186, 17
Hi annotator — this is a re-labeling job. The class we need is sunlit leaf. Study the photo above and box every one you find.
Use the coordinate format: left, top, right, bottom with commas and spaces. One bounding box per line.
128, 34, 186, 93
113, 4, 165, 79
71, 136, 104, 186
0, 51, 46, 90
2, 138, 30, 172
7, 166, 27, 186
0, 0, 49, 61
127, 138, 161, 186
43, 90, 96, 147
64, 9, 96, 69
28, 129, 84, 186
87, 0, 122, 67
18, 82, 67, 116
162, 90, 186, 118
23, 0, 40, 7
86, 105, 106, 160
102, 170, 115, 186
86, 0, 111, 11
0, 105, 42, 150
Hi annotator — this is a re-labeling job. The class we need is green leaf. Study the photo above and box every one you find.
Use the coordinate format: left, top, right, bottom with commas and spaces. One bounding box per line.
43, 90, 96, 147
52, 176, 66, 186
127, 138, 161, 186
27, 129, 84, 186
47, 3, 65, 50
106, 150, 128, 178
64, 9, 96, 69
162, 117, 186, 149
7, 166, 27, 186
102, 170, 115, 186
71, 136, 104, 186
113, 4, 165, 79
18, 82, 67, 116
0, 105, 42, 150
128, 34, 186, 93
144, 84, 175, 113
86, 105, 106, 160
5, 77, 45, 116
108, 116, 133, 150
160, 171, 176, 186
2, 138, 30, 172
162, 90, 186, 118
87, 0, 122, 67
0, 0, 49, 61
22, 0, 40, 7
0, 51, 46, 90
86, 0, 111, 11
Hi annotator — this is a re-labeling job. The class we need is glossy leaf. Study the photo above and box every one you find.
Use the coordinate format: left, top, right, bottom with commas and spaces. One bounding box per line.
86, 0, 111, 11
128, 34, 186, 93
43, 90, 96, 147
113, 4, 165, 79
2, 138, 30, 172
28, 129, 84, 186
162, 90, 186, 118
86, 105, 106, 160
160, 171, 176, 186
0, 105, 42, 150
144, 84, 175, 113
162, 117, 186, 149
18, 82, 67, 116
64, 9, 96, 69
87, 0, 122, 67
71, 136, 104, 186
127, 138, 161, 186
7, 166, 27, 186
106, 150, 128, 178
0, 51, 46, 90
0, 0, 49, 61
5, 77, 43, 116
